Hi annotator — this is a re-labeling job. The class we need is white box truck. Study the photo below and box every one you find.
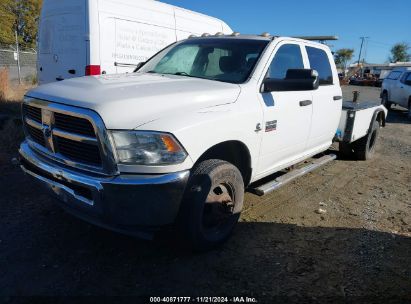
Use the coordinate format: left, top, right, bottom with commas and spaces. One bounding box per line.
37, 0, 232, 84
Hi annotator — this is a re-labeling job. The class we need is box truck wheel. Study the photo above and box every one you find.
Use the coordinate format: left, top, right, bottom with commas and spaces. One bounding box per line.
178, 159, 244, 251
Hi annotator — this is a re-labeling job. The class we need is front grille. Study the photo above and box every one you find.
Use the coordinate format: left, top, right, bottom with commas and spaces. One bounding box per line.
23, 104, 103, 168
56, 136, 102, 165
54, 112, 95, 137
23, 104, 42, 123
27, 124, 45, 146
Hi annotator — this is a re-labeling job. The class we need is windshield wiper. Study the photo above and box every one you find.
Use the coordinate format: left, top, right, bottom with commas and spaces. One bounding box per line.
174, 72, 191, 76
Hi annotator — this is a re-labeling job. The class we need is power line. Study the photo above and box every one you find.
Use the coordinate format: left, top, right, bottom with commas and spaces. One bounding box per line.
368, 40, 392, 46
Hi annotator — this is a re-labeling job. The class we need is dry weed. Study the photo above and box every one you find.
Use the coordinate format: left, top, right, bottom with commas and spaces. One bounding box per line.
0, 68, 9, 100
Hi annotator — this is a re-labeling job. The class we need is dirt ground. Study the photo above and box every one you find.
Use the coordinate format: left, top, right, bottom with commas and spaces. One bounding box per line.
0, 85, 410, 303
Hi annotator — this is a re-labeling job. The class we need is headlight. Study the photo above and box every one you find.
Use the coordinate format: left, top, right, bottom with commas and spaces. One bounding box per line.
110, 131, 187, 165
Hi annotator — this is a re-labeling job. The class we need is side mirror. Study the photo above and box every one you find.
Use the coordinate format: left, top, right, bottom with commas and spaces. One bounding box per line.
133, 62, 145, 72
262, 69, 320, 92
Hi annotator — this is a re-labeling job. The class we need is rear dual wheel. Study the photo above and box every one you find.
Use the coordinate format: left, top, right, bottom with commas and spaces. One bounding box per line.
178, 159, 244, 251
339, 120, 380, 160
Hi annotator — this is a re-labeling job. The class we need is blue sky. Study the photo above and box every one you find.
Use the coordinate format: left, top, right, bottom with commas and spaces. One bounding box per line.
163, 0, 411, 64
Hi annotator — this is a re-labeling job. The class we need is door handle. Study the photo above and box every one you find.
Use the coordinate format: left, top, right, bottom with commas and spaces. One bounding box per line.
333, 95, 342, 100
299, 100, 312, 107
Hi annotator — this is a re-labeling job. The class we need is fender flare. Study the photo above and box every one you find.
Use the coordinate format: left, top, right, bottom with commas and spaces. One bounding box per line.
368, 108, 386, 134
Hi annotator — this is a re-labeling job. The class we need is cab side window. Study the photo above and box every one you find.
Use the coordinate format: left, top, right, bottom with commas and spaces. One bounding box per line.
268, 44, 304, 79
400, 72, 411, 84
306, 46, 334, 85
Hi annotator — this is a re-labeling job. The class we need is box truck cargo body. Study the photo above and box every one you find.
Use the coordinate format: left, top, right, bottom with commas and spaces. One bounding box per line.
38, 0, 232, 84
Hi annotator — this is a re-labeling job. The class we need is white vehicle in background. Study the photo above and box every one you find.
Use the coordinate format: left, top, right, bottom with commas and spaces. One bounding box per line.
37, 0, 232, 84
381, 67, 411, 118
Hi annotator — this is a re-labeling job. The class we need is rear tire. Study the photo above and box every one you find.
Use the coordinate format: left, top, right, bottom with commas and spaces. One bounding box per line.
339, 142, 355, 159
339, 120, 380, 161
354, 120, 380, 160
177, 159, 244, 251
381, 91, 391, 110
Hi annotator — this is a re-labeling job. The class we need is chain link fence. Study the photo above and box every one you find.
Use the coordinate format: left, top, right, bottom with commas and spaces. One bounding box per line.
0, 46, 37, 85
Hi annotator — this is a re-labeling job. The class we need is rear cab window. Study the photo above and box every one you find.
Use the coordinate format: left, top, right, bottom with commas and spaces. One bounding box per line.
306, 46, 334, 85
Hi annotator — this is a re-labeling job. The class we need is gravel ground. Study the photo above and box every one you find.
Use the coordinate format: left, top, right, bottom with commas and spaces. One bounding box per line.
0, 85, 410, 303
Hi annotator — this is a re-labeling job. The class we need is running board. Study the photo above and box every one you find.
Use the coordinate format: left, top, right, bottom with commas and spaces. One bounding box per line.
250, 154, 337, 196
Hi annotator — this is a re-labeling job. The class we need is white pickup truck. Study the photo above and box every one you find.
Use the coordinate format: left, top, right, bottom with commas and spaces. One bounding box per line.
19, 34, 387, 250
381, 67, 411, 118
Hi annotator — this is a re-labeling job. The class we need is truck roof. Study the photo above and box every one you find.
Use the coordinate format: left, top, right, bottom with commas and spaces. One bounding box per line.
187, 34, 333, 47
392, 67, 411, 72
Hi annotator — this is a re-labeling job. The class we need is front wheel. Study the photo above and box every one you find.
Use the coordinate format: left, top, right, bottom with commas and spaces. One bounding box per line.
177, 159, 244, 251
381, 91, 391, 110
408, 99, 411, 120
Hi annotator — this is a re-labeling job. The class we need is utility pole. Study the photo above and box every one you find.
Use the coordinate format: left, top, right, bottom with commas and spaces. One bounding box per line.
15, 30, 22, 84
363, 38, 369, 64
357, 36, 369, 77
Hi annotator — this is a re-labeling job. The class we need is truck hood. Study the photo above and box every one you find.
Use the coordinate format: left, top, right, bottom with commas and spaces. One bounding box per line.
26, 73, 241, 129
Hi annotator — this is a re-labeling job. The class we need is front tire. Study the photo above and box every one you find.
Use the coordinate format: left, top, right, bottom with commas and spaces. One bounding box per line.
381, 91, 391, 110
178, 159, 244, 251
408, 98, 411, 120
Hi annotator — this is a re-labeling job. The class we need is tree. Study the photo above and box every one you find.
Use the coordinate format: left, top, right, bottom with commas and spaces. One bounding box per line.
0, 0, 15, 45
0, 0, 43, 49
389, 42, 410, 63
334, 48, 354, 76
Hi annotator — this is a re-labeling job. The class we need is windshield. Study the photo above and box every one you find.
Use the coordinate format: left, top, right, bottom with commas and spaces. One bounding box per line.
138, 38, 269, 84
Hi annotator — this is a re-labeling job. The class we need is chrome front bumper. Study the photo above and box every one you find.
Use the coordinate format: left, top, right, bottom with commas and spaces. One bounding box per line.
19, 141, 190, 239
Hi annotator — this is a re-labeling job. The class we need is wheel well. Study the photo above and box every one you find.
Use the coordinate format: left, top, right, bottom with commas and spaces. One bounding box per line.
196, 141, 252, 186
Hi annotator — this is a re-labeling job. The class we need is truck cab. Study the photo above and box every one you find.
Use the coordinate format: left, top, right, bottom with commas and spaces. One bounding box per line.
20, 34, 386, 251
